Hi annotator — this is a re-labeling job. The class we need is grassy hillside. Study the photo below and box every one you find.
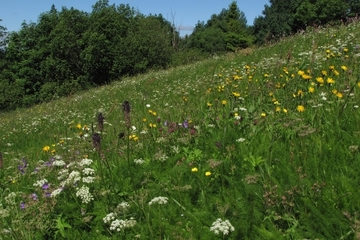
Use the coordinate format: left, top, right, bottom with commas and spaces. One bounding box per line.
1, 22, 360, 239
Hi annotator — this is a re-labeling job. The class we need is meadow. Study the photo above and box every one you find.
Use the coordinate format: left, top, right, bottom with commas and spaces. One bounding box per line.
1, 21, 360, 239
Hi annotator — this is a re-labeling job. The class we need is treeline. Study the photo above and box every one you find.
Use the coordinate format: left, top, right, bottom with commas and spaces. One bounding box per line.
0, 0, 359, 111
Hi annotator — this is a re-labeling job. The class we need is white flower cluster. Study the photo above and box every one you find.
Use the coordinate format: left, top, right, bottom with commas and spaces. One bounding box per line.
75, 185, 94, 204
210, 218, 235, 235
103, 212, 117, 224
148, 196, 168, 206
33, 179, 48, 187
134, 158, 145, 165
50, 188, 63, 198
4, 192, 17, 205
117, 201, 130, 210
53, 160, 66, 167
82, 168, 95, 175
78, 158, 93, 167
60, 170, 81, 187
109, 218, 136, 232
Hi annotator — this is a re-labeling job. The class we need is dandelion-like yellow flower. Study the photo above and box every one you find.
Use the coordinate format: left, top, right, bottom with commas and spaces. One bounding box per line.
326, 78, 335, 84
321, 70, 327, 76
275, 106, 281, 112
232, 92, 240, 97
341, 65, 348, 71
297, 90, 304, 97
142, 118, 147, 122
301, 74, 311, 80
308, 87, 315, 93
326, 49, 331, 54
222, 100, 227, 105
283, 108, 288, 113
51, 149, 56, 155
207, 102, 212, 107
329, 66, 335, 70
343, 48, 348, 52
149, 123, 156, 128
43, 146, 50, 152
261, 112, 266, 117
191, 167, 198, 172
316, 77, 324, 85
296, 105, 305, 112
76, 123, 82, 129
336, 92, 343, 98
333, 70, 339, 76
298, 70, 305, 76
205, 171, 211, 176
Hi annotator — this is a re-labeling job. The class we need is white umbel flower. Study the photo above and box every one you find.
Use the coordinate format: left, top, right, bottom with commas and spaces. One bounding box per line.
148, 196, 168, 205
210, 218, 235, 235
75, 185, 94, 204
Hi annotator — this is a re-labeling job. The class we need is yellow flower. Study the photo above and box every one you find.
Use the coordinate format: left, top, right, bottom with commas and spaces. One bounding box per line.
321, 70, 327, 76
296, 105, 305, 112
152, 111, 157, 116
333, 70, 339, 76
341, 65, 348, 71
283, 108, 288, 113
329, 66, 335, 70
275, 106, 281, 112
191, 167, 198, 172
261, 112, 266, 117
332, 89, 338, 94
149, 123, 156, 128
205, 171, 211, 176
336, 92, 343, 98
207, 102, 212, 107
298, 70, 305, 76
51, 149, 56, 155
326, 49, 331, 54
308, 87, 315, 93
343, 48, 348, 52
316, 77, 324, 84
232, 92, 240, 97
76, 123, 82, 129
326, 78, 335, 84
297, 90, 304, 97
222, 100, 227, 105
142, 118, 147, 122
43, 146, 50, 152
358, 82, 360, 88
59, 140, 65, 145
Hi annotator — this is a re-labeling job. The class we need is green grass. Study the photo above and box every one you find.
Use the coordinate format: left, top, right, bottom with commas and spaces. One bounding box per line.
1, 22, 360, 239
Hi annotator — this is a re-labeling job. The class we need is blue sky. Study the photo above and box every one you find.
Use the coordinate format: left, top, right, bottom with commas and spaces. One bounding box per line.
0, 0, 269, 36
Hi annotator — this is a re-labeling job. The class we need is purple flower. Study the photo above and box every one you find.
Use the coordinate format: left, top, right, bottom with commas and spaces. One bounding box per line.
182, 120, 189, 128
42, 183, 50, 190
31, 193, 38, 201
20, 202, 26, 209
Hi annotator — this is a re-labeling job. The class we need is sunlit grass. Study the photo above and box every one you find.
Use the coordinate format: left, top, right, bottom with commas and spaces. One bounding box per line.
1, 21, 360, 239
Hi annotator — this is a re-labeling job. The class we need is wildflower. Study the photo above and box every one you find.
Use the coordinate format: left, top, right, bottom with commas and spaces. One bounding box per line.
336, 92, 343, 98
20, 202, 26, 210
79, 158, 93, 167
261, 113, 266, 117
341, 65, 348, 71
207, 102, 212, 107
182, 120, 189, 128
142, 118, 146, 122
76, 185, 94, 204
18, 158, 28, 174
236, 138, 245, 142
134, 158, 145, 164
33, 179, 48, 188
146, 104, 151, 108
343, 48, 348, 52
82, 176, 96, 184
232, 92, 240, 97
275, 106, 281, 112
31, 193, 38, 201
43, 146, 50, 152
191, 167, 198, 172
296, 105, 305, 112
76, 123, 82, 129
103, 213, 116, 224
222, 100, 227, 105
109, 218, 136, 231
321, 70, 327, 76
210, 218, 235, 235
308, 87, 315, 93
92, 133, 101, 151
316, 77, 324, 85
50, 188, 63, 198
148, 196, 169, 205
205, 171, 211, 176
333, 70, 339, 76
82, 168, 95, 175
283, 108, 288, 113
52, 159, 65, 167
327, 78, 335, 84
